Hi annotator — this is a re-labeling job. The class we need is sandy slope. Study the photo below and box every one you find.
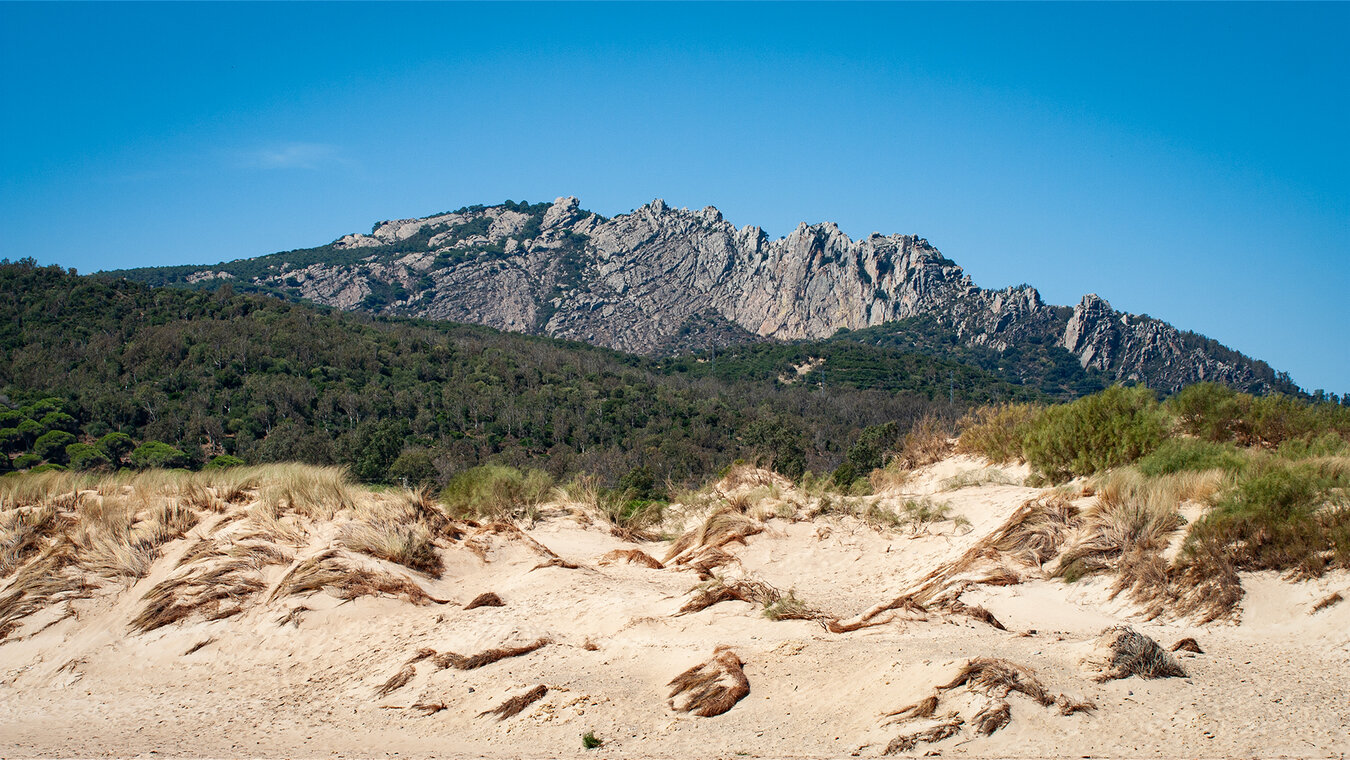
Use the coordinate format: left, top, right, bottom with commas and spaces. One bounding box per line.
2, 458, 1348, 759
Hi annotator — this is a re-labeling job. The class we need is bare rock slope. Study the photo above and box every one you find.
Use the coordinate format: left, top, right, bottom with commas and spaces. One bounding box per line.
113, 197, 1291, 394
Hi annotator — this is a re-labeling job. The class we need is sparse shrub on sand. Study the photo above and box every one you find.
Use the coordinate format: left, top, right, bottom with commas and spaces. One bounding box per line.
582, 731, 603, 749
956, 402, 1042, 464
441, 465, 553, 521
667, 646, 750, 717
893, 413, 956, 471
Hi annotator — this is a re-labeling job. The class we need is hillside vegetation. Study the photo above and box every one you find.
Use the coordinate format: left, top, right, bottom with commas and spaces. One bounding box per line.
1, 260, 1028, 487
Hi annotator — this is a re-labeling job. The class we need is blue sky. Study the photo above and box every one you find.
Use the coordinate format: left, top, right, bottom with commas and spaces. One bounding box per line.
2, 2, 1346, 393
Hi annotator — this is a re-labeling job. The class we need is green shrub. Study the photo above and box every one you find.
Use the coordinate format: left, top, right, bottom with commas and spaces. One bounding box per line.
388, 447, 438, 486
15, 419, 43, 446
1277, 432, 1349, 460
66, 442, 112, 471
1136, 438, 1248, 477
582, 732, 603, 750
29, 462, 67, 473
0, 410, 24, 428
129, 440, 190, 469
33, 430, 77, 463
0, 427, 22, 454
1022, 385, 1168, 481
1183, 460, 1350, 576
440, 464, 553, 520
13, 453, 41, 470
39, 411, 78, 434
97, 432, 135, 463
955, 403, 1042, 464
203, 454, 246, 470
1168, 382, 1245, 442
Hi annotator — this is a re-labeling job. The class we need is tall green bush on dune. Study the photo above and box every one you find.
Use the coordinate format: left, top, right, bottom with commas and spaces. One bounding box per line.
1022, 385, 1169, 481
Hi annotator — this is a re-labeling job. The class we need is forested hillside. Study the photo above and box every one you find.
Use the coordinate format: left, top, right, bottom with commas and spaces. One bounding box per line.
1, 261, 1040, 486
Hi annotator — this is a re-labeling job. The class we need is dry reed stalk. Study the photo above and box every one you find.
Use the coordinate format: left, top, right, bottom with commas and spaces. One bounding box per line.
464, 592, 504, 610
667, 646, 750, 717
433, 638, 550, 670
1312, 592, 1343, 613
884, 695, 939, 724
599, 549, 664, 569
183, 637, 215, 656
826, 593, 929, 633
479, 685, 547, 720
411, 702, 447, 715
1081, 625, 1186, 682
375, 665, 415, 697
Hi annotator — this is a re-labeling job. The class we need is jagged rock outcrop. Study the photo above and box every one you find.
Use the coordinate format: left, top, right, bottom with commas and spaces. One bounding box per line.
110, 197, 1293, 394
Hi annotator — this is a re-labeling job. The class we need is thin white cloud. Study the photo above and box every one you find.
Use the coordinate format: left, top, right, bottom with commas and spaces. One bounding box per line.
243, 142, 343, 170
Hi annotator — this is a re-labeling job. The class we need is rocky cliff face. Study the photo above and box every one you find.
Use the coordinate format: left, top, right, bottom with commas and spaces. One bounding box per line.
114, 197, 1292, 394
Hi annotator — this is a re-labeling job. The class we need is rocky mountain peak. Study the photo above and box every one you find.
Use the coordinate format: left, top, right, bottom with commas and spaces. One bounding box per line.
110, 198, 1296, 395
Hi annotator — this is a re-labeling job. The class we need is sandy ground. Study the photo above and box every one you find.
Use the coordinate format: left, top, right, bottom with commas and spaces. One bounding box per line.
2, 457, 1348, 759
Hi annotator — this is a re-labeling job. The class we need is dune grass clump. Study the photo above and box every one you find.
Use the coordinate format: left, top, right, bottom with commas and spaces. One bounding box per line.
667, 646, 750, 717
480, 684, 548, 721
464, 591, 504, 609
665, 505, 763, 567
884, 656, 1092, 753
441, 465, 553, 521
270, 550, 441, 606
1081, 625, 1186, 682
599, 548, 664, 569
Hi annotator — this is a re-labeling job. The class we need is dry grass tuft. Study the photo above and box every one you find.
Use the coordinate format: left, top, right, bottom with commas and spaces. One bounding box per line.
434, 638, 550, 670
183, 637, 215, 656
479, 684, 548, 721
1170, 637, 1203, 653
940, 658, 1054, 706
885, 695, 939, 723
464, 592, 505, 610
716, 465, 792, 492
894, 413, 955, 470
375, 665, 415, 697
1081, 625, 1186, 682
341, 520, 442, 577
131, 560, 266, 633
1311, 592, 1343, 613
667, 646, 750, 717
884, 717, 964, 755
270, 551, 443, 606
909, 495, 1080, 605
971, 700, 1011, 736
410, 701, 447, 716
1056, 694, 1096, 715
826, 594, 928, 633
599, 548, 664, 569
276, 605, 309, 628
677, 577, 788, 616
665, 507, 763, 566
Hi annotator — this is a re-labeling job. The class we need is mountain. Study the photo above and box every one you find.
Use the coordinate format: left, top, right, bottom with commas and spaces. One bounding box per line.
110, 197, 1299, 395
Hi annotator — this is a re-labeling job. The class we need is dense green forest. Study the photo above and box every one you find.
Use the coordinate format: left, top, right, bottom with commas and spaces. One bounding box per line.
0, 260, 1048, 486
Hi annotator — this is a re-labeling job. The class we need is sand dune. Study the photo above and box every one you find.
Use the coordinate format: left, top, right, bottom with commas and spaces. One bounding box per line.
1, 459, 1347, 758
